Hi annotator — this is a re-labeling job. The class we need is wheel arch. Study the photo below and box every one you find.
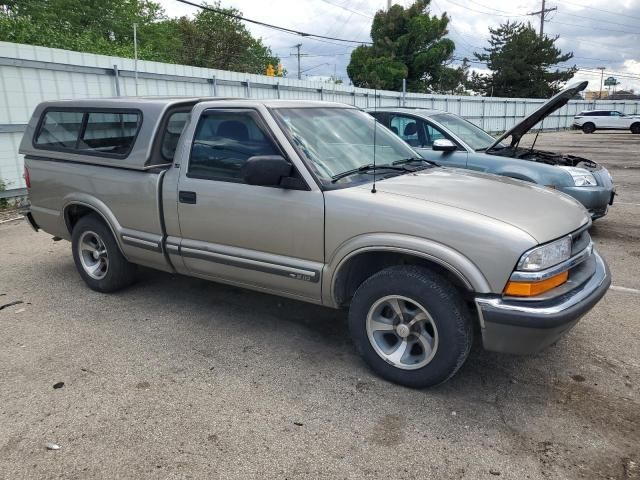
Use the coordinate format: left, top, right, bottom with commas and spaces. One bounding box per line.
324, 234, 491, 308
62, 195, 128, 259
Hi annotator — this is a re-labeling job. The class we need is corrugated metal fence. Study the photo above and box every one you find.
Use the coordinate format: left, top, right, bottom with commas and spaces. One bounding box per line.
1, 40, 639, 197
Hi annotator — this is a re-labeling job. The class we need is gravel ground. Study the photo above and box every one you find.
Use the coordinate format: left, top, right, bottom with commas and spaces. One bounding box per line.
0, 130, 638, 479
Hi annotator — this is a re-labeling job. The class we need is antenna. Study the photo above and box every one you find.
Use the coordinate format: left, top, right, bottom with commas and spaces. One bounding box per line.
372, 88, 377, 194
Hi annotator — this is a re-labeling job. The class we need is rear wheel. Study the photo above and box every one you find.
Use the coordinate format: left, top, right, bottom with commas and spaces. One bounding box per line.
631, 123, 640, 134
582, 122, 596, 134
71, 214, 136, 292
348, 266, 472, 388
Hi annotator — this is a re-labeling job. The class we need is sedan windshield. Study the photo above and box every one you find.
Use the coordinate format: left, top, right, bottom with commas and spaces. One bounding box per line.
430, 113, 499, 151
272, 107, 422, 185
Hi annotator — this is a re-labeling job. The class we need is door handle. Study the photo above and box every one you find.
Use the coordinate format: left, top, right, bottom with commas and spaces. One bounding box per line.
179, 191, 197, 204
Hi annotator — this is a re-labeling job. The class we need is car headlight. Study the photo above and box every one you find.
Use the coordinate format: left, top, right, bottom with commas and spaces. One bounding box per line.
559, 166, 597, 187
517, 236, 572, 271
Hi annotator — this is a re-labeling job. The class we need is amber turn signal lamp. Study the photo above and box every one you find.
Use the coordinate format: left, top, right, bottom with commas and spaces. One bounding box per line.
504, 271, 568, 297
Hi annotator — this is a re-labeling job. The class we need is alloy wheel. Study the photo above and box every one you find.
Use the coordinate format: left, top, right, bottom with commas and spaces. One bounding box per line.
366, 295, 439, 370
78, 230, 109, 280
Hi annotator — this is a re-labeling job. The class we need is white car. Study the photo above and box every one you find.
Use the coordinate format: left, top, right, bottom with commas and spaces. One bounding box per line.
573, 110, 640, 134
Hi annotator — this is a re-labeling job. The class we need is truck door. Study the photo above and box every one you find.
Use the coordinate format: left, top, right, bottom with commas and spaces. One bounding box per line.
173, 106, 325, 301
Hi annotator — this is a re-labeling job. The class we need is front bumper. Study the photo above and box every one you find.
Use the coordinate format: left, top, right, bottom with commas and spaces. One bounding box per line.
559, 181, 615, 220
475, 251, 610, 354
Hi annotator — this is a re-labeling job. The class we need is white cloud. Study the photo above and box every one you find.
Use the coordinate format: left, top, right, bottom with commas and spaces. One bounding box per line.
157, 0, 640, 92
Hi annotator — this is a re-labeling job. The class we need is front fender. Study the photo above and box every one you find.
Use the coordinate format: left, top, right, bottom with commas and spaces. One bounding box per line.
322, 233, 492, 307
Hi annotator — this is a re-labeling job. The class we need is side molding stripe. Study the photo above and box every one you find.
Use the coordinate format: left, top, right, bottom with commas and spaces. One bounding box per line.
121, 235, 162, 252
180, 246, 319, 283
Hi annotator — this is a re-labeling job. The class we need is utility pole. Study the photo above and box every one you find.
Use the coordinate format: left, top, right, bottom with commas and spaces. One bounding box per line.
295, 43, 302, 80
527, 0, 557, 38
387, 0, 392, 10
598, 66, 605, 100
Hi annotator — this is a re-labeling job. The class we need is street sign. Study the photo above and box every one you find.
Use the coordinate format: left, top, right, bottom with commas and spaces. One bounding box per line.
604, 76, 618, 86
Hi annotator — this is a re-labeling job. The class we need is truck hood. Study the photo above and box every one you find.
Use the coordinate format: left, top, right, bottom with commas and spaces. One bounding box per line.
366, 168, 590, 243
488, 81, 588, 152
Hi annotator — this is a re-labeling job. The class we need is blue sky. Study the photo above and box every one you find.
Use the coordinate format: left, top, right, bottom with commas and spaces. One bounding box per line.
159, 0, 640, 93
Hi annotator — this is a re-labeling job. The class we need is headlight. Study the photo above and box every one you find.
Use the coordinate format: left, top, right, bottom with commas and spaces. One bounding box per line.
517, 236, 572, 271
559, 166, 597, 187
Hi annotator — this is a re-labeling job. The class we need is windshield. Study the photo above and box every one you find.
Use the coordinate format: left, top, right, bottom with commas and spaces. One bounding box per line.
430, 113, 499, 151
271, 107, 420, 185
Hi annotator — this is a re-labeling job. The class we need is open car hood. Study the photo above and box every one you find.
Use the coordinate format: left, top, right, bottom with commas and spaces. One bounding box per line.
487, 81, 588, 152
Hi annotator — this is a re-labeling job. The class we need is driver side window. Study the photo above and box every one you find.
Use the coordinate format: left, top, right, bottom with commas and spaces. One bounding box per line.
189, 110, 279, 182
390, 115, 421, 147
423, 123, 447, 147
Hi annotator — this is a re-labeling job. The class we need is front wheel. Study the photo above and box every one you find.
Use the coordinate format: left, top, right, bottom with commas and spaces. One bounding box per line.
71, 213, 136, 293
582, 123, 596, 134
631, 123, 640, 134
348, 266, 472, 388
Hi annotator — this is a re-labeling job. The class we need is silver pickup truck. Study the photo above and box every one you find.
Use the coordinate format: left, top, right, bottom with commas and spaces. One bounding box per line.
20, 98, 610, 388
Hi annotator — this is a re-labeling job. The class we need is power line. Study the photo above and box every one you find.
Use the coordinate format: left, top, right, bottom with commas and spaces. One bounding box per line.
548, 0, 640, 22
547, 19, 639, 36
555, 10, 640, 31
439, 0, 527, 18
175, 0, 373, 45
317, 0, 374, 19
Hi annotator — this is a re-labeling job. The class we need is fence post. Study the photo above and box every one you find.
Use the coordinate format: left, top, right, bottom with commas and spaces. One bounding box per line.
352, 87, 356, 106
402, 78, 406, 107
481, 99, 486, 130
276, 82, 281, 99
320, 86, 324, 101
444, 97, 448, 112
504, 100, 508, 132
113, 65, 121, 96
210, 76, 217, 97
365, 93, 369, 109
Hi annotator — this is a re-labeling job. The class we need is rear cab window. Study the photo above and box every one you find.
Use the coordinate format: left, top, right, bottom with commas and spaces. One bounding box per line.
34, 109, 142, 158
161, 111, 190, 161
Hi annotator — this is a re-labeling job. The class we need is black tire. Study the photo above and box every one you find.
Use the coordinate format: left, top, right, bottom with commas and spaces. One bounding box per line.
631, 123, 640, 134
582, 122, 595, 134
348, 266, 472, 388
71, 213, 136, 293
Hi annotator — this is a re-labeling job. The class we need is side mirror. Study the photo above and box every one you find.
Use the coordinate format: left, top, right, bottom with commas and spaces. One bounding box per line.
241, 155, 293, 187
432, 138, 458, 152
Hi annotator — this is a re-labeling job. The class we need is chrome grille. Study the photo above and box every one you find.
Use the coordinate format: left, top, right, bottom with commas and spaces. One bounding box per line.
571, 229, 591, 256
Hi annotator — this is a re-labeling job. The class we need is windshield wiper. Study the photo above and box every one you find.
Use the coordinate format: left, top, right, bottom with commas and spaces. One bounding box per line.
392, 157, 437, 167
330, 163, 409, 183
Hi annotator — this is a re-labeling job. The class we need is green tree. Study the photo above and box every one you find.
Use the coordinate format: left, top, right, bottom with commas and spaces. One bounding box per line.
0, 0, 165, 56
470, 21, 576, 98
0, 0, 279, 74
175, 2, 279, 74
346, 0, 458, 93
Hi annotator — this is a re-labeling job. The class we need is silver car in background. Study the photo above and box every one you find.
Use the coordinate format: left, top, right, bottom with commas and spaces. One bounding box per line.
369, 82, 616, 219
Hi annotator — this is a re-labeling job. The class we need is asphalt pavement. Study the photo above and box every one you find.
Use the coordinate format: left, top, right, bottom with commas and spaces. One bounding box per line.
0, 130, 638, 479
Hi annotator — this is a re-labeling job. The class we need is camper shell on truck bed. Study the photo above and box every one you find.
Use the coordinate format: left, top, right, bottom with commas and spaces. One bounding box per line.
20, 97, 207, 170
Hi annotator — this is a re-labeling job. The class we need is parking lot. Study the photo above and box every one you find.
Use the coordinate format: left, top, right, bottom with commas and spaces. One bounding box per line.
0, 130, 638, 479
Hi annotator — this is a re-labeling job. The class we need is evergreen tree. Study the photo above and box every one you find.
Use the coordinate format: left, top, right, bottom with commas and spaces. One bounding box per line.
470, 21, 576, 98
346, 0, 460, 93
